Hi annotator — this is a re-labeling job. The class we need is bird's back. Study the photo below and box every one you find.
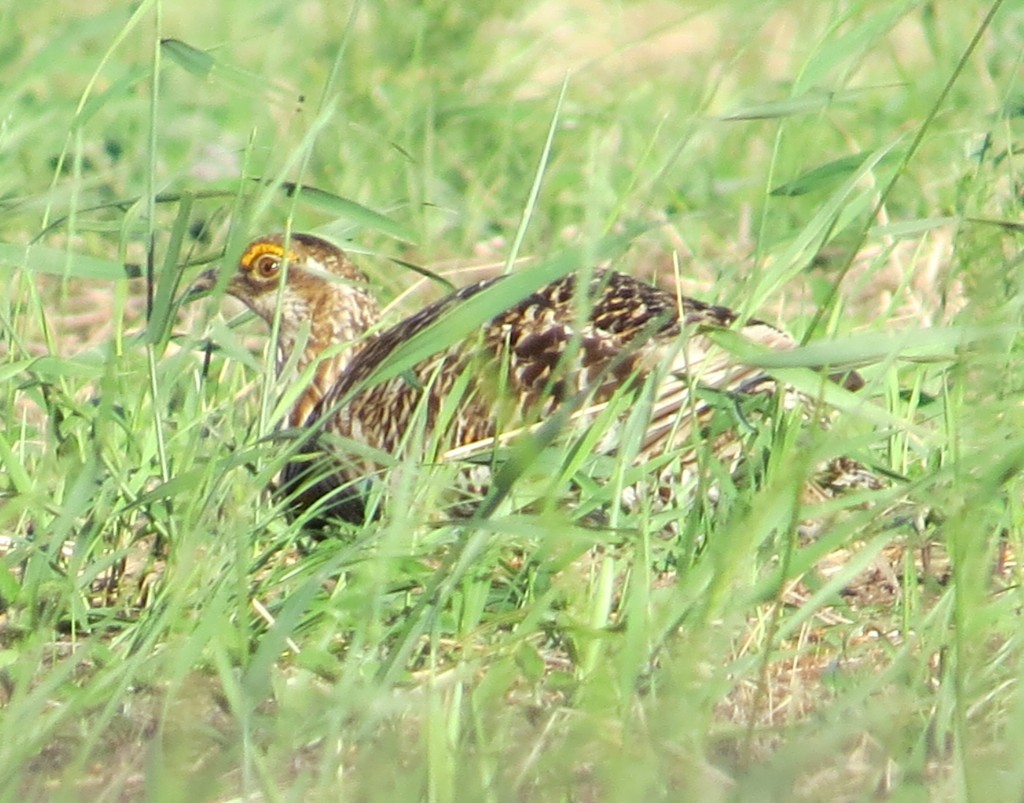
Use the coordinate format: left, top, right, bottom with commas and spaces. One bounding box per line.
282, 269, 798, 524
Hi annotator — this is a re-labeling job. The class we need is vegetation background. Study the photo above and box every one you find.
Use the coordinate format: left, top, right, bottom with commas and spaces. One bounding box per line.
1, 0, 1022, 799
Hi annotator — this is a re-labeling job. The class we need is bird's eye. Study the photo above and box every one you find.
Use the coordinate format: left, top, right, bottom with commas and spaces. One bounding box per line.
252, 254, 280, 279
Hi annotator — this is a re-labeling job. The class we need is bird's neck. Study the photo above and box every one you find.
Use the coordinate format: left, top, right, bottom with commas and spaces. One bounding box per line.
277, 288, 381, 428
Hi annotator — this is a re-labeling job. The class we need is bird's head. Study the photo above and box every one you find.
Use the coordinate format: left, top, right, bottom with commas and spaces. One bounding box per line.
194, 232, 381, 350
192, 232, 385, 389
197, 233, 370, 321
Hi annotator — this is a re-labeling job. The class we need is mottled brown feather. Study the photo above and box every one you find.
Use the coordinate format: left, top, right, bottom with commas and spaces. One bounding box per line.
201, 232, 853, 527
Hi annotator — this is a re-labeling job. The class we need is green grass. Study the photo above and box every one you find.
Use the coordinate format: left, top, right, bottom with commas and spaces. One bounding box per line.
2, 0, 1024, 799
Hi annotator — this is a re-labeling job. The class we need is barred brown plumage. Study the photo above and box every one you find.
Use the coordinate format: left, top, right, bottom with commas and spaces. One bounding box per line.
195, 232, 862, 529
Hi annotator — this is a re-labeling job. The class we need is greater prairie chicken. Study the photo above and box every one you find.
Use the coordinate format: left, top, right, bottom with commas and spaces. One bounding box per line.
196, 232, 863, 528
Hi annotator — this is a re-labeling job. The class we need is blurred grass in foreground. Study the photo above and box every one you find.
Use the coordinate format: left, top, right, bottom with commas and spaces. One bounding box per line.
1, 1, 1024, 800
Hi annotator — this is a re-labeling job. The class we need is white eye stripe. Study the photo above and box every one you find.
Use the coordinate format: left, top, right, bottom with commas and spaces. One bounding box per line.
301, 260, 368, 289
302, 262, 336, 281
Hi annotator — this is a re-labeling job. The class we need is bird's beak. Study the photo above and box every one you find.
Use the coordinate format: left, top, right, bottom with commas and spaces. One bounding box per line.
183, 268, 220, 302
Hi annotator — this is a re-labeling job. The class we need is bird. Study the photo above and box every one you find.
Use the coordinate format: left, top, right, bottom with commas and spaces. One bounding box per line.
194, 232, 864, 530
